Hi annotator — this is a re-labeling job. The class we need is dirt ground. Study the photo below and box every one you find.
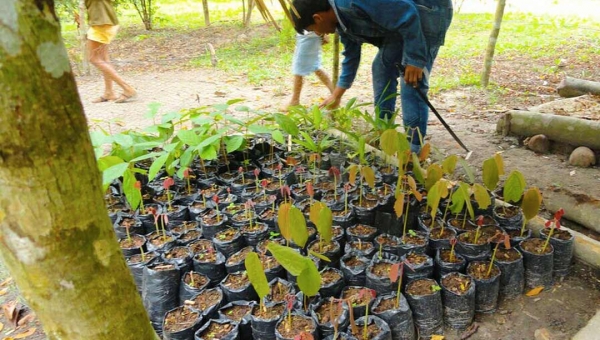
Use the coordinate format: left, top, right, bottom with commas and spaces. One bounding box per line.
2, 19, 600, 340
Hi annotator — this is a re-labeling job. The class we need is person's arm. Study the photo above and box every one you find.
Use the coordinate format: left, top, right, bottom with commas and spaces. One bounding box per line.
359, 0, 428, 85
320, 32, 361, 109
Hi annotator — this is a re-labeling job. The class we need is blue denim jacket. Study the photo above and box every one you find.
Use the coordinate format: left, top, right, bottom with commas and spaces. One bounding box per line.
331, 0, 453, 88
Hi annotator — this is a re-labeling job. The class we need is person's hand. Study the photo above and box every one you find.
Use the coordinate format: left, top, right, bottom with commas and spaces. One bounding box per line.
320, 94, 341, 109
404, 65, 423, 88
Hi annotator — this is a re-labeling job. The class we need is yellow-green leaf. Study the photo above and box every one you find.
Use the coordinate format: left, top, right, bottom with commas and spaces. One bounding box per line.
245, 252, 269, 299
267, 243, 307, 276
348, 164, 358, 184
317, 205, 333, 243
504, 170, 527, 204
472, 183, 491, 210
442, 154, 458, 175
308, 250, 331, 262
297, 259, 321, 297
494, 153, 505, 176
427, 181, 442, 216
277, 203, 292, 242
419, 142, 431, 162
482, 157, 499, 191
290, 206, 308, 248
394, 194, 405, 218
309, 202, 325, 226
380, 129, 399, 156
521, 187, 542, 220
425, 164, 443, 192
361, 166, 376, 188
411, 153, 425, 185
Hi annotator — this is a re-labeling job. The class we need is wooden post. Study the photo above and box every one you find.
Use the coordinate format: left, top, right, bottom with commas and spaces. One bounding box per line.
202, 0, 210, 27
481, 0, 506, 87
78, 0, 90, 75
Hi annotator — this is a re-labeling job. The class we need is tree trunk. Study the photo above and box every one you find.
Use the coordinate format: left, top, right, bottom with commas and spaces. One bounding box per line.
244, 0, 254, 27
0, 2, 157, 339
480, 0, 506, 87
332, 32, 340, 86
557, 76, 600, 98
543, 187, 600, 234
496, 110, 600, 149
202, 0, 210, 27
78, 0, 90, 75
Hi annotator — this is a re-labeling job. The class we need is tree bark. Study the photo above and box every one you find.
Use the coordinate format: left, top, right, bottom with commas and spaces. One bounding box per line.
78, 0, 90, 75
496, 110, 600, 149
244, 0, 254, 27
480, 0, 506, 87
557, 76, 600, 98
0, 2, 157, 339
543, 187, 600, 234
332, 32, 340, 86
202, 0, 210, 27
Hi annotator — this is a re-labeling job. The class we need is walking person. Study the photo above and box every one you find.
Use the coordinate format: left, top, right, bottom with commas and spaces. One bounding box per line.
287, 31, 334, 109
291, 0, 452, 153
84, 0, 137, 103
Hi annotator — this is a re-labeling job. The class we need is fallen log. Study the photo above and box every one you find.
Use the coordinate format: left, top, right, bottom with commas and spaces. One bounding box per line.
543, 187, 600, 234
557, 76, 600, 98
496, 110, 600, 150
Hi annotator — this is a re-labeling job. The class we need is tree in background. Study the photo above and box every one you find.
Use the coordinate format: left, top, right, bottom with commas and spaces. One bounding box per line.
0, 1, 157, 338
481, 0, 507, 87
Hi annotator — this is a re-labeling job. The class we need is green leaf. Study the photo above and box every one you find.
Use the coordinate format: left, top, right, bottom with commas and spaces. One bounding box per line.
308, 250, 331, 262
472, 183, 491, 210
161, 112, 181, 124
271, 130, 285, 144
459, 182, 475, 219
227, 98, 245, 105
129, 152, 165, 164
425, 164, 443, 192
102, 162, 129, 188
199, 145, 218, 160
89, 130, 108, 147
277, 203, 292, 242
196, 133, 223, 150
361, 166, 376, 188
521, 187, 542, 220
297, 259, 321, 297
179, 148, 194, 168
267, 243, 308, 276
97, 155, 125, 171
411, 153, 425, 185
248, 124, 273, 134
177, 130, 201, 146
503, 170, 527, 204
317, 205, 333, 244
245, 252, 270, 299
225, 135, 245, 153
494, 153, 505, 176
442, 154, 458, 175
113, 134, 134, 148
274, 113, 299, 137
482, 157, 499, 191
427, 181, 442, 217
123, 169, 142, 210
144, 102, 162, 119
458, 158, 475, 184
148, 153, 169, 181
290, 206, 308, 248
397, 131, 411, 153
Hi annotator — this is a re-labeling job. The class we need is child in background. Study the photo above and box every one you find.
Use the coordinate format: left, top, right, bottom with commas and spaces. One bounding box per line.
287, 31, 334, 109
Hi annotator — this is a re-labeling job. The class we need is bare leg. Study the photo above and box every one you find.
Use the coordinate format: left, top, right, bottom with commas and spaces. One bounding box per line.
315, 69, 334, 93
88, 39, 136, 101
287, 75, 303, 109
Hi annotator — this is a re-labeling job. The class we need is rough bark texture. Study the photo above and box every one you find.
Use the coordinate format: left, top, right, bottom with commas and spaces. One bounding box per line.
332, 32, 340, 86
557, 76, 600, 98
480, 0, 506, 87
543, 187, 600, 234
0, 1, 157, 339
78, 0, 90, 75
497, 110, 600, 149
202, 0, 210, 26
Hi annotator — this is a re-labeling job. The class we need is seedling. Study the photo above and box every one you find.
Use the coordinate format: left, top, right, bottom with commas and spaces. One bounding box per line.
238, 167, 245, 184
309, 153, 320, 180
520, 187, 543, 237
213, 195, 221, 223
389, 260, 414, 308
307, 182, 315, 204
488, 232, 511, 277
449, 237, 457, 262
245, 252, 269, 313
183, 168, 193, 195
280, 185, 291, 204
347, 164, 376, 207
344, 183, 351, 216
277, 163, 284, 187
394, 175, 422, 243
135, 180, 146, 214
270, 194, 277, 213
359, 288, 376, 339
245, 199, 255, 228
328, 166, 341, 201
431, 285, 442, 292
328, 298, 344, 339
261, 179, 269, 201
473, 215, 484, 244
201, 189, 207, 208
284, 293, 295, 331
163, 177, 175, 211
542, 208, 564, 254
254, 168, 261, 193
309, 202, 333, 253
154, 213, 168, 241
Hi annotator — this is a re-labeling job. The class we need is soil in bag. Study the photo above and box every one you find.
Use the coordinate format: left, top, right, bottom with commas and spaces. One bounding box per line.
519, 238, 554, 290
456, 231, 490, 262
226, 246, 254, 274
310, 297, 350, 339
397, 232, 428, 258
340, 253, 369, 287
320, 267, 346, 298
195, 318, 240, 340
219, 301, 256, 340
162, 305, 203, 340
275, 313, 319, 340
494, 247, 524, 299
126, 251, 158, 294
373, 233, 402, 257
162, 246, 194, 274
341, 286, 376, 319
142, 260, 181, 333
241, 221, 270, 247
366, 258, 398, 295
401, 252, 434, 287
405, 278, 443, 338
251, 302, 286, 340
266, 278, 297, 304
434, 249, 466, 281
344, 240, 376, 259
119, 234, 146, 257
187, 287, 224, 320
213, 227, 245, 258
467, 261, 501, 313
179, 271, 210, 304
220, 271, 259, 303
440, 272, 475, 330
540, 228, 574, 278
346, 224, 379, 243
372, 293, 416, 340
348, 315, 392, 340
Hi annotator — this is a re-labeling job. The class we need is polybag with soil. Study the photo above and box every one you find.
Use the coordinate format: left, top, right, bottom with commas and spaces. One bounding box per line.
142, 260, 181, 333
372, 293, 416, 340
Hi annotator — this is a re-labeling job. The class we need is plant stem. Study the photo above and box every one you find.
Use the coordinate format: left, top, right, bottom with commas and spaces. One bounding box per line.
161, 215, 167, 241
334, 176, 338, 201
450, 243, 456, 262
474, 226, 481, 244
396, 275, 403, 308
187, 177, 191, 195
344, 190, 348, 216
487, 243, 500, 277
125, 226, 132, 244
520, 217, 528, 237
189, 272, 195, 287
402, 195, 410, 241
346, 298, 357, 335
363, 301, 369, 340
441, 198, 450, 223
541, 226, 554, 254
166, 190, 173, 211
140, 247, 146, 262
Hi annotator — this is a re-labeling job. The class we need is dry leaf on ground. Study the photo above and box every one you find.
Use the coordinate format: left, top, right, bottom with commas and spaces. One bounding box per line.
14, 328, 36, 339
0, 288, 8, 296
17, 314, 34, 327
3, 301, 20, 325
526, 286, 545, 297
0, 321, 4, 332
0, 278, 12, 287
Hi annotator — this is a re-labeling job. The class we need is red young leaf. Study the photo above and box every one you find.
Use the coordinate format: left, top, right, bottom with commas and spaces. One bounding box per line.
183, 168, 190, 178
270, 195, 277, 201
134, 181, 142, 190
253, 168, 261, 177
344, 183, 351, 192
147, 206, 157, 216
286, 156, 299, 166
555, 220, 561, 230
163, 177, 175, 189
328, 166, 341, 178
162, 214, 169, 225
238, 166, 244, 173
277, 163, 283, 171
213, 195, 220, 204
544, 219, 552, 228
389, 263, 401, 283
554, 208, 565, 221
261, 179, 269, 188
477, 215, 484, 227
153, 213, 160, 224
503, 234, 511, 249
245, 199, 255, 208
306, 182, 314, 197
281, 185, 291, 197
295, 166, 306, 174
227, 187, 231, 194
449, 237, 457, 246
285, 294, 295, 311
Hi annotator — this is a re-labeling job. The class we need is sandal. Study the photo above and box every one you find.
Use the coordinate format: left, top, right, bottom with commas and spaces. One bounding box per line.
114, 92, 138, 103
92, 96, 115, 103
